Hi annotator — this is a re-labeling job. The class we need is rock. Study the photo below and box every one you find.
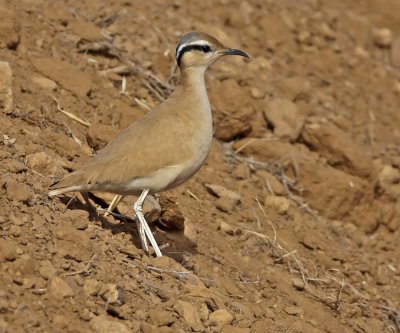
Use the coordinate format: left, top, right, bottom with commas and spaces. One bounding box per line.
301, 120, 373, 177
101, 284, 124, 305
204, 184, 241, 203
372, 27, 392, 47
68, 19, 103, 41
83, 278, 101, 296
210, 79, 252, 141
209, 309, 234, 326
292, 277, 305, 291
0, 61, 12, 114
53, 223, 93, 261
6, 179, 33, 202
174, 300, 203, 331
221, 325, 250, 333
48, 276, 75, 298
276, 76, 311, 102
87, 124, 119, 150
31, 76, 57, 91
250, 87, 263, 99
264, 98, 304, 141
391, 37, 400, 67
5, 159, 26, 173
0, 240, 18, 262
0, 7, 19, 49
218, 220, 235, 235
233, 138, 296, 161
60, 210, 89, 230
215, 116, 252, 142
39, 260, 56, 280
148, 309, 175, 326
216, 197, 236, 213
377, 165, 400, 199
264, 196, 290, 215
26, 152, 64, 177
32, 58, 92, 98
158, 195, 184, 230
284, 306, 304, 316
90, 315, 132, 333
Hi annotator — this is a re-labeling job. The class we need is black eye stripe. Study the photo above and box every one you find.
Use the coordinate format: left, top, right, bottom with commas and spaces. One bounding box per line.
176, 44, 213, 65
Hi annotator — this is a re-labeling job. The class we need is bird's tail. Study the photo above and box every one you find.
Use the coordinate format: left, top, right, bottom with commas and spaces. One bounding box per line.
48, 185, 84, 197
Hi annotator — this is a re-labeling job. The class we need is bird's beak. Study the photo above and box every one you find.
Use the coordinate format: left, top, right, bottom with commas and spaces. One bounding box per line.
222, 48, 250, 59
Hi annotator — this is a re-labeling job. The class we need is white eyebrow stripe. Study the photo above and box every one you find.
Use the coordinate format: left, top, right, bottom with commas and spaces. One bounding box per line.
176, 40, 211, 60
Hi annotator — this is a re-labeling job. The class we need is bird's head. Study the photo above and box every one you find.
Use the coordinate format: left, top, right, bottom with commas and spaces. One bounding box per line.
176, 32, 249, 70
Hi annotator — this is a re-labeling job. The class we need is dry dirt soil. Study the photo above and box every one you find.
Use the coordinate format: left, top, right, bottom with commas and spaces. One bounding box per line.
1, 0, 400, 332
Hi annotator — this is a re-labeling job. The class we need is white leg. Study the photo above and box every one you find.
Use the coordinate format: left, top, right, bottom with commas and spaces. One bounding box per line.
104, 194, 124, 217
133, 189, 163, 257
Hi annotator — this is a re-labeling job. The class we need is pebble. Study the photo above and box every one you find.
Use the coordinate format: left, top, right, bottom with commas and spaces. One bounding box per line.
218, 220, 235, 236
0, 240, 18, 262
292, 277, 305, 291
264, 195, 290, 215
6, 179, 34, 202
39, 260, 56, 280
209, 309, 234, 326
48, 276, 75, 298
264, 98, 303, 141
31, 76, 57, 91
83, 278, 101, 296
204, 184, 241, 203
174, 300, 203, 331
26, 152, 64, 178
284, 306, 304, 316
5, 159, 26, 173
90, 315, 132, 333
148, 309, 175, 326
60, 210, 89, 230
372, 27, 392, 47
158, 196, 184, 230
0, 61, 12, 114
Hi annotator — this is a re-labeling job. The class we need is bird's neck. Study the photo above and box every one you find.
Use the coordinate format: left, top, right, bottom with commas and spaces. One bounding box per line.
178, 66, 210, 109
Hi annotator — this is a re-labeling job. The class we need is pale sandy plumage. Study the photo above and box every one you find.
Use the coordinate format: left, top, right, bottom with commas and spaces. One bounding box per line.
49, 31, 248, 257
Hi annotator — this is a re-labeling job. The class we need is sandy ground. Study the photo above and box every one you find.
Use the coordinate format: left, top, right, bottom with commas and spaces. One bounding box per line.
0, 0, 400, 332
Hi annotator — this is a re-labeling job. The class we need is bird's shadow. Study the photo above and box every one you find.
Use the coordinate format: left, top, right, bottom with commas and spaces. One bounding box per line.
59, 195, 198, 262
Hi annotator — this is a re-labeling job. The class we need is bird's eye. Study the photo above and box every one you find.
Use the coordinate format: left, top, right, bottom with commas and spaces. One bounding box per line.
201, 45, 212, 53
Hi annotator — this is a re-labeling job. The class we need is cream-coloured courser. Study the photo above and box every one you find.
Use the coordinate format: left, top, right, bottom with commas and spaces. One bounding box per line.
49, 32, 249, 257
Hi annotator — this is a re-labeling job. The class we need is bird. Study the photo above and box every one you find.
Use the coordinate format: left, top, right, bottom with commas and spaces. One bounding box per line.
49, 31, 249, 257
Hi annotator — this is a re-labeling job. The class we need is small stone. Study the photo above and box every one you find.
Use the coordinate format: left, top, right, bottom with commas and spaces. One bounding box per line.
264, 196, 290, 215
6, 179, 33, 202
31, 76, 57, 91
209, 309, 234, 326
0, 61, 12, 114
90, 315, 131, 333
79, 308, 93, 321
250, 87, 263, 99
83, 278, 100, 296
216, 197, 236, 213
0, 239, 18, 262
218, 220, 235, 236
60, 210, 90, 230
26, 152, 64, 178
292, 277, 305, 291
39, 260, 56, 280
264, 98, 304, 141
285, 306, 304, 316
5, 159, 26, 173
174, 300, 203, 331
148, 309, 175, 326
143, 195, 162, 224
204, 184, 241, 203
372, 27, 392, 47
48, 276, 75, 298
